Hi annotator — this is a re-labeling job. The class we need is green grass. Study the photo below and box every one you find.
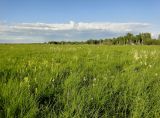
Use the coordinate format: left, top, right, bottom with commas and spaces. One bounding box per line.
0, 44, 160, 118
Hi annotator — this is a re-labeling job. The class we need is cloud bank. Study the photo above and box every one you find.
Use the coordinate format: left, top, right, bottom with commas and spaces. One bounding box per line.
0, 21, 151, 43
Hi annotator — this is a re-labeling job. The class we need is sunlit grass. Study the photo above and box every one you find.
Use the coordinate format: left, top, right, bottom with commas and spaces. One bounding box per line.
0, 44, 160, 117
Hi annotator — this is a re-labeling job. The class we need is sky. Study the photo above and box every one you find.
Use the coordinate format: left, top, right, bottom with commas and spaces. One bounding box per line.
0, 0, 160, 43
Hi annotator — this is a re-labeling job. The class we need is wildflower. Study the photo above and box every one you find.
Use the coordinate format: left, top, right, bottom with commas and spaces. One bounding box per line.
144, 54, 148, 59
134, 51, 139, 60
93, 78, 96, 81
24, 77, 29, 83
151, 50, 156, 56
144, 62, 147, 66
155, 73, 158, 76
149, 65, 152, 68
35, 88, 38, 94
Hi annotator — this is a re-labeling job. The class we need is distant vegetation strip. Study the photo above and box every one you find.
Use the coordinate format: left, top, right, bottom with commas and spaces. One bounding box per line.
48, 32, 160, 45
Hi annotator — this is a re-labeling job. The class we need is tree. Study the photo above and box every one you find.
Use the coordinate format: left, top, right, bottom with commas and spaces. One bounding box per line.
158, 34, 160, 40
124, 33, 134, 44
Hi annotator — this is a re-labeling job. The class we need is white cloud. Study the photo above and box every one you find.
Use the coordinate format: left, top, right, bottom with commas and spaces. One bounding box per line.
0, 21, 152, 43
7, 21, 150, 32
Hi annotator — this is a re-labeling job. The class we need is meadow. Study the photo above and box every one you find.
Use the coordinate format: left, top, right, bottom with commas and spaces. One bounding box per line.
0, 44, 160, 118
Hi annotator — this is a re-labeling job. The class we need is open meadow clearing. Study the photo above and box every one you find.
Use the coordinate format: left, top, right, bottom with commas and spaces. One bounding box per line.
0, 44, 160, 117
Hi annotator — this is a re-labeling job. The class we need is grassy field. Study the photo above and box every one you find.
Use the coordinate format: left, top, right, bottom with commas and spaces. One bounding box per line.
0, 44, 160, 118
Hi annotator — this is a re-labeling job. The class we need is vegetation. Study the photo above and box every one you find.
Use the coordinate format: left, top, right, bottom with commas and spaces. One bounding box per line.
0, 44, 160, 117
48, 32, 160, 45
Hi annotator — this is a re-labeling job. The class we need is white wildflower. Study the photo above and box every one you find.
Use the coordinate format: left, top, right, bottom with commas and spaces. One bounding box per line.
93, 78, 96, 81
134, 51, 139, 60
35, 88, 38, 94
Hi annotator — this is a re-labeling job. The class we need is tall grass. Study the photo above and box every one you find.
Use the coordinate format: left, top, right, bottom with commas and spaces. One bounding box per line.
0, 44, 160, 117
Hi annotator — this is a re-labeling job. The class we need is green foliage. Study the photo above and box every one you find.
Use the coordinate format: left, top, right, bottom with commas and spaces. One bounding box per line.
47, 32, 160, 45
1, 44, 160, 117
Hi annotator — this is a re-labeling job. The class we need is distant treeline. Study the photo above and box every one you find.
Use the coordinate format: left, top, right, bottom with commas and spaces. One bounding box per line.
48, 33, 160, 45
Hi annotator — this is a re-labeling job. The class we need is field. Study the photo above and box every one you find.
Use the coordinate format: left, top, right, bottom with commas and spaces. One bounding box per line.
0, 44, 160, 118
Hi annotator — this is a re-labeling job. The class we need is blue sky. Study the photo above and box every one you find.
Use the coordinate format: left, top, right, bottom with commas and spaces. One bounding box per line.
0, 0, 159, 43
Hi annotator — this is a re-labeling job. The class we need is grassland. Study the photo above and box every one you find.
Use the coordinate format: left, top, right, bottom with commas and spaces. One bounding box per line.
0, 44, 160, 118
